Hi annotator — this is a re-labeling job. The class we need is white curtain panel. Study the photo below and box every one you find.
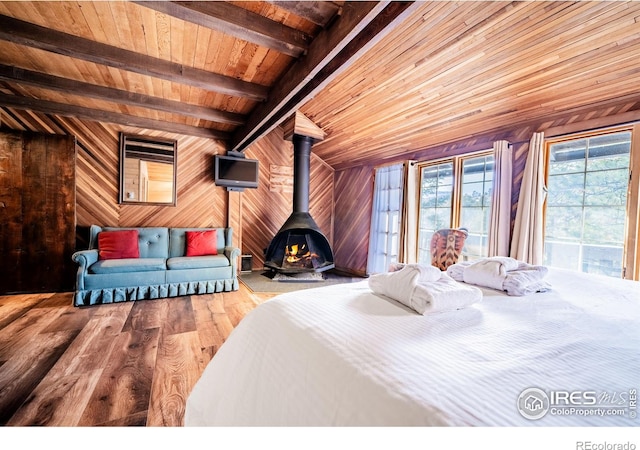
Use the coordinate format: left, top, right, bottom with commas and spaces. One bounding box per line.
510, 132, 546, 265
488, 140, 513, 257
400, 161, 418, 264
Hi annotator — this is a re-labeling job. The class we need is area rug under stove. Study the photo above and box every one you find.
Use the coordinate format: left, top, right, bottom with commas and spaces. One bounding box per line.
239, 270, 361, 294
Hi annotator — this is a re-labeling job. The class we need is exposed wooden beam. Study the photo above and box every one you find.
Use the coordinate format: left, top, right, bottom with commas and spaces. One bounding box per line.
0, 14, 268, 102
277, 2, 424, 121
269, 1, 342, 27
230, 1, 387, 151
135, 1, 311, 58
0, 64, 245, 126
230, 1, 421, 152
0, 93, 229, 140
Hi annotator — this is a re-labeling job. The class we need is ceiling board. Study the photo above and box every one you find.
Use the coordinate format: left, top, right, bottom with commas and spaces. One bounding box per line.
0, 1, 639, 169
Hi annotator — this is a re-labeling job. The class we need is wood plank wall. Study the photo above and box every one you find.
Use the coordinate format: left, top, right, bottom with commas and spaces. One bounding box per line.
236, 126, 335, 270
1, 108, 228, 253
1, 108, 335, 275
0, 130, 76, 293
4, 103, 639, 277
333, 165, 374, 276
331, 107, 640, 275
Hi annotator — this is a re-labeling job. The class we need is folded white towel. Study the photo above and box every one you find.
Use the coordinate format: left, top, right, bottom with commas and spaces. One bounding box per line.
369, 264, 482, 314
502, 263, 551, 296
410, 273, 483, 314
368, 264, 443, 304
446, 258, 550, 296
462, 257, 520, 291
446, 261, 468, 281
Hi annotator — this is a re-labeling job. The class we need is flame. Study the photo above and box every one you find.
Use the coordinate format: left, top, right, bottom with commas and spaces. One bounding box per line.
285, 243, 313, 263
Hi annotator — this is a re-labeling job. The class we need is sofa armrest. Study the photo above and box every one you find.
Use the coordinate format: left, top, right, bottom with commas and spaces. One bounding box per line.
224, 246, 241, 277
72, 249, 99, 290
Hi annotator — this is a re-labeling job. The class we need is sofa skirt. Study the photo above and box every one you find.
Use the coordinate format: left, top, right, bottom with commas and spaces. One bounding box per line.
74, 278, 239, 306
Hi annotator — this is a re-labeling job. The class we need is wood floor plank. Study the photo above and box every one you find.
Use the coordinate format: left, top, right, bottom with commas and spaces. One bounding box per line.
78, 327, 160, 426
46, 302, 135, 378
0, 292, 54, 329
121, 297, 170, 332
0, 328, 79, 425
0, 282, 281, 426
222, 288, 261, 327
6, 369, 102, 426
147, 330, 204, 426
162, 296, 197, 337
41, 304, 95, 334
191, 294, 229, 349
0, 306, 65, 362
32, 292, 75, 309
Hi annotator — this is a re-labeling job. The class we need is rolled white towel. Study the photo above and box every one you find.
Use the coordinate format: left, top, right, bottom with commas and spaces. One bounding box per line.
410, 274, 483, 315
408, 263, 443, 283
502, 263, 550, 296
448, 258, 551, 296
386, 263, 443, 281
446, 261, 470, 281
368, 264, 444, 308
462, 257, 519, 290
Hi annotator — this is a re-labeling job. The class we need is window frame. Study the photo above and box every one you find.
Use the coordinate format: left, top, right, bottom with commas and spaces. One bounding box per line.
415, 149, 494, 263
543, 124, 640, 279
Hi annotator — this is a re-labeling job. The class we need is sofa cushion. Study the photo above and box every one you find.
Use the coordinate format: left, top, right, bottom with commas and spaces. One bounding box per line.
169, 228, 226, 257
186, 230, 218, 256
90, 226, 169, 259
89, 257, 167, 274
166, 255, 229, 270
98, 230, 140, 260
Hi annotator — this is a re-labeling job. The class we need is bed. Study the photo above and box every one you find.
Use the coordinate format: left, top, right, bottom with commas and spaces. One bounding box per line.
184, 266, 639, 426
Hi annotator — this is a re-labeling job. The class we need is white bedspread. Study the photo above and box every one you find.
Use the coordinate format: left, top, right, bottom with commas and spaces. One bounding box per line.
184, 268, 640, 426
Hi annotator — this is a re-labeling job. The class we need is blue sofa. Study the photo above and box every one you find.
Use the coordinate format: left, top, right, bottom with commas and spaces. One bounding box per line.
72, 225, 240, 306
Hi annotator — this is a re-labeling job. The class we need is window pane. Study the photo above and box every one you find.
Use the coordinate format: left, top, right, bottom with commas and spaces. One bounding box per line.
546, 173, 584, 206
584, 169, 627, 206
583, 206, 625, 246
545, 241, 581, 271
417, 153, 493, 264
417, 162, 454, 263
460, 154, 493, 259
368, 164, 404, 273
545, 206, 583, 241
544, 131, 630, 278
582, 245, 623, 278
548, 139, 586, 175
587, 131, 631, 172
461, 181, 485, 207
460, 207, 484, 233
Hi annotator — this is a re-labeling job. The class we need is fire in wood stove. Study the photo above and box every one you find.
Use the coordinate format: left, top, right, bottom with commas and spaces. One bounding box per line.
282, 234, 321, 270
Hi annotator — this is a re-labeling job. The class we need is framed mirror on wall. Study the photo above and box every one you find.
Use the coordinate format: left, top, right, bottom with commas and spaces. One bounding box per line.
119, 133, 177, 206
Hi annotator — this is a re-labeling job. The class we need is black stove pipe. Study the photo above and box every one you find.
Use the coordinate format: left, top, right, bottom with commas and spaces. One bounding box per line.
292, 134, 313, 213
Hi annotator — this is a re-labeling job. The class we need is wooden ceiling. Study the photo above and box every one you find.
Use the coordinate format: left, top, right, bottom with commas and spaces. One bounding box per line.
2, 2, 640, 170
0, 1, 419, 153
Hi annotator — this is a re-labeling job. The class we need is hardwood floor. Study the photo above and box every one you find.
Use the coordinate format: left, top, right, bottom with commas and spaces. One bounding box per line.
0, 284, 275, 426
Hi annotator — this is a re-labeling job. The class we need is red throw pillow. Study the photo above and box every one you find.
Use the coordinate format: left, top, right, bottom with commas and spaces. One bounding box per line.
186, 230, 218, 256
98, 230, 140, 260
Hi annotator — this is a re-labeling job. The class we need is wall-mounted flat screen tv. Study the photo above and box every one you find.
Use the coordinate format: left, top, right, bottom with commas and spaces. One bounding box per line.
214, 154, 259, 190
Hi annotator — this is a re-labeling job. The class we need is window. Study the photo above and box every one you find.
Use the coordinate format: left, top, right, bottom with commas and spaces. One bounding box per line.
368, 163, 404, 273
544, 129, 632, 278
417, 152, 494, 264
460, 155, 494, 259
